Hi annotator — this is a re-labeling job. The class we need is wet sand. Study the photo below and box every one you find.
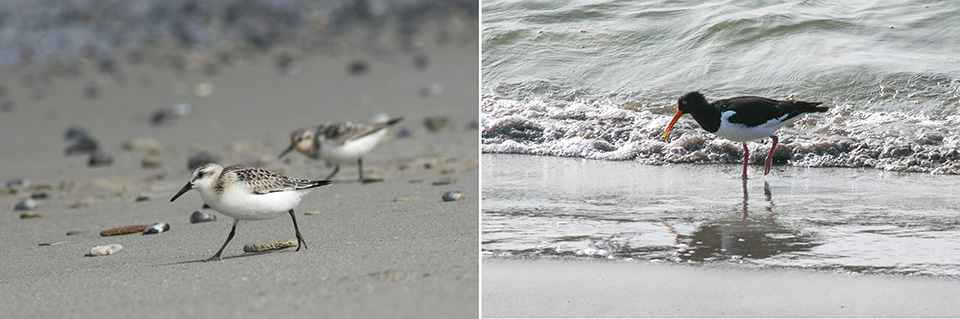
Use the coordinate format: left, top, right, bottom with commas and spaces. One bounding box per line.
481, 154, 960, 317
483, 259, 960, 317
0, 43, 478, 318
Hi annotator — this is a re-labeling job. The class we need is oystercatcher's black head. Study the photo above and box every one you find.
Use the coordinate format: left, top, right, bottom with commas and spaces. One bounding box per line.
662, 91, 709, 138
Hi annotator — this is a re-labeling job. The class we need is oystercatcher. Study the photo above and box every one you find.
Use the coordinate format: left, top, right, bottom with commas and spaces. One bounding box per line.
661, 91, 827, 179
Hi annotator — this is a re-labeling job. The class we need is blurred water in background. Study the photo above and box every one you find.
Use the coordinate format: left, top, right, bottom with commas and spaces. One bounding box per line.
482, 0, 960, 174
0, 0, 477, 66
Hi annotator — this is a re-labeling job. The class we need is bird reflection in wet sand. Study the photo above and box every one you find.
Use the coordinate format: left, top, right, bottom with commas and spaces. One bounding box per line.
663, 181, 817, 262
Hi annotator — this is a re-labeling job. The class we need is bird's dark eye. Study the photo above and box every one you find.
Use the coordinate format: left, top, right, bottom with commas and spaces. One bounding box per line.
197, 171, 205, 178
681, 100, 687, 105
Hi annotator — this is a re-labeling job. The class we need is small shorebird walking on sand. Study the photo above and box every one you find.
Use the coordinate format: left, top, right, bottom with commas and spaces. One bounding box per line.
661, 91, 827, 179
279, 117, 403, 181
170, 163, 331, 261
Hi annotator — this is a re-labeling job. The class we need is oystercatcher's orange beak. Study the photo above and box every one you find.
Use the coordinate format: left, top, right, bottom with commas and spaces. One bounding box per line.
661, 110, 683, 138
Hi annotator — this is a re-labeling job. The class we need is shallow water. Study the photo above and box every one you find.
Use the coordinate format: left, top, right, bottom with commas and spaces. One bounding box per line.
482, 0, 960, 174
482, 154, 960, 277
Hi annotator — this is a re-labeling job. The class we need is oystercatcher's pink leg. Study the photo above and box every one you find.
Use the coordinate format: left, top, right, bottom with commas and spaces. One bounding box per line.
764, 135, 779, 175
741, 142, 749, 179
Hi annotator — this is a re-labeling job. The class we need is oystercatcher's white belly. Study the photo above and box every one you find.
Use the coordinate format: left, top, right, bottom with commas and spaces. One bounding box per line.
714, 111, 794, 142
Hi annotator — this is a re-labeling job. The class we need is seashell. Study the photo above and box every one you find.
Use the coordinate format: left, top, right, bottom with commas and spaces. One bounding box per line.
304, 211, 321, 216
432, 177, 457, 186
20, 211, 42, 219
39, 241, 67, 246
442, 191, 464, 202
243, 240, 297, 253
189, 210, 217, 223
86, 244, 122, 257
394, 196, 424, 202
100, 225, 150, 236
88, 150, 114, 167
64, 135, 99, 155
361, 174, 385, 184
14, 197, 37, 210
142, 222, 170, 235
141, 156, 163, 168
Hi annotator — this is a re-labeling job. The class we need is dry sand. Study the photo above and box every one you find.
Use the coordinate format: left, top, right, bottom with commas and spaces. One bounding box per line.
0, 43, 478, 318
483, 259, 960, 317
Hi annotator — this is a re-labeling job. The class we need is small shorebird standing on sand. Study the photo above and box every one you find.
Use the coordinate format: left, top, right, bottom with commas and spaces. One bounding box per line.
170, 163, 331, 261
661, 91, 827, 179
279, 117, 403, 181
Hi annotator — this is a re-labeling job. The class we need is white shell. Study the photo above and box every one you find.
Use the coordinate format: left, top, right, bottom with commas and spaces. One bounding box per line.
86, 244, 123, 257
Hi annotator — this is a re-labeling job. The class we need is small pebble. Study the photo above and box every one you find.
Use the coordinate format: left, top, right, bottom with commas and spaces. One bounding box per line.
150, 108, 176, 126
190, 210, 217, 223
135, 195, 150, 202
414, 54, 435, 70
122, 138, 161, 151
66, 231, 92, 236
142, 156, 163, 168
1, 100, 13, 112
348, 60, 368, 75
394, 196, 424, 202
171, 103, 192, 117
65, 135, 99, 155
39, 241, 67, 246
88, 150, 114, 167
20, 211, 42, 219
369, 112, 393, 124
6, 178, 30, 189
396, 126, 412, 138
418, 83, 445, 98
142, 222, 170, 235
86, 244, 123, 257
194, 82, 213, 97
362, 174, 385, 184
432, 177, 457, 186
84, 84, 100, 99
304, 211, 321, 216
442, 191, 464, 202
276, 54, 300, 76
31, 192, 48, 199
64, 125, 89, 140
187, 152, 219, 170
423, 116, 450, 133
14, 197, 37, 211
101, 225, 150, 236
243, 240, 297, 253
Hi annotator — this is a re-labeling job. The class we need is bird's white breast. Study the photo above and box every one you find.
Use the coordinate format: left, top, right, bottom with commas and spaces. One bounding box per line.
199, 183, 311, 221
319, 129, 388, 162
714, 111, 794, 142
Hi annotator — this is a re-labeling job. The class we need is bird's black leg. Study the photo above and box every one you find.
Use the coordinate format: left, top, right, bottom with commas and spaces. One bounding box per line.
205, 219, 239, 262
357, 157, 364, 181
288, 209, 307, 251
324, 165, 340, 180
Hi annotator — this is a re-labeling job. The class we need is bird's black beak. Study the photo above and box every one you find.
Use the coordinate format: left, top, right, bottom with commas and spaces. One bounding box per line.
278, 144, 295, 159
170, 182, 193, 202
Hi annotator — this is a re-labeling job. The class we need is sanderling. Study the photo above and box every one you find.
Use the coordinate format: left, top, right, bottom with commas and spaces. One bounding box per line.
279, 117, 403, 181
170, 163, 331, 262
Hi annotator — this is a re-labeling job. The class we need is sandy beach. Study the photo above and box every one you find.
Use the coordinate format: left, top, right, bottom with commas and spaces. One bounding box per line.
483, 259, 960, 317
0, 39, 478, 318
